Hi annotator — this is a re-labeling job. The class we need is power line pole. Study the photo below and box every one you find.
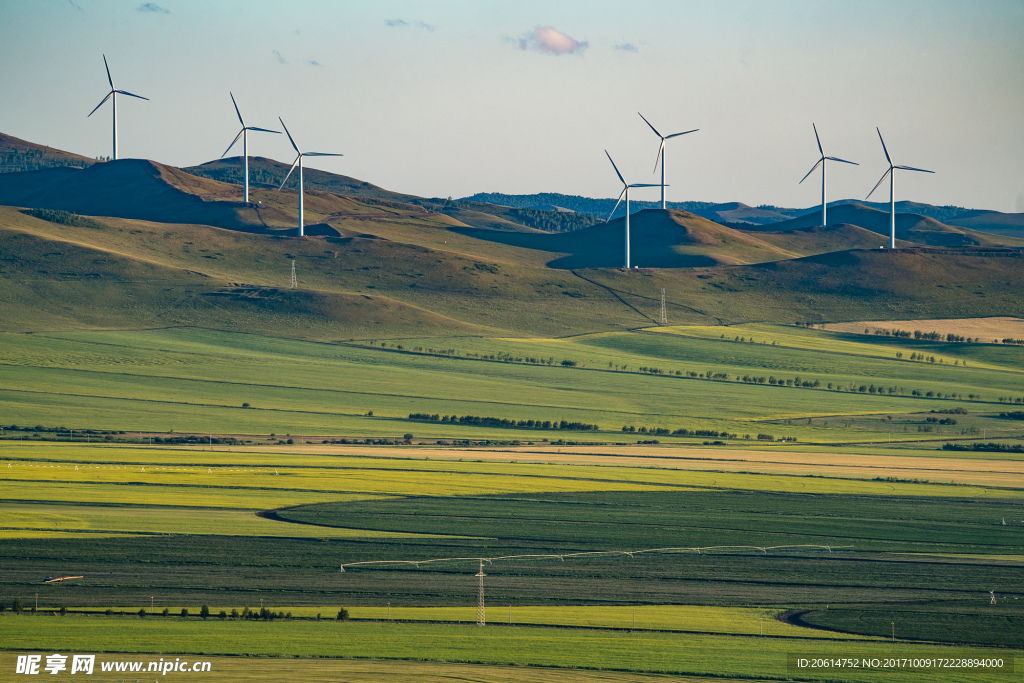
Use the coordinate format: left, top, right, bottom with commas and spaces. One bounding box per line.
476, 560, 486, 626
659, 288, 667, 325
290, 259, 297, 289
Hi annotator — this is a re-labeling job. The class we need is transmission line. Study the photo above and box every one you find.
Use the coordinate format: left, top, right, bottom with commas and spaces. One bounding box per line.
338, 544, 845, 627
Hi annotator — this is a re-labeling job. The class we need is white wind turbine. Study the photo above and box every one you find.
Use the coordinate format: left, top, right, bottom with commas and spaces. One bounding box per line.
222, 93, 280, 204
605, 150, 661, 269
87, 54, 149, 161
277, 118, 343, 237
866, 128, 934, 249
798, 123, 857, 227
638, 113, 697, 209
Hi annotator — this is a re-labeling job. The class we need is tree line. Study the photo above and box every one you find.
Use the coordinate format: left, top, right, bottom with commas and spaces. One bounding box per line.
408, 413, 599, 431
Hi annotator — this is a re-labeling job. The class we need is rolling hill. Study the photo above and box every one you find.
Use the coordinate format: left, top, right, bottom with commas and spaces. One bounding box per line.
1, 132, 1022, 339
454, 209, 801, 268
749, 203, 1024, 248
746, 223, 904, 254
0, 132, 98, 173
3, 201, 1023, 338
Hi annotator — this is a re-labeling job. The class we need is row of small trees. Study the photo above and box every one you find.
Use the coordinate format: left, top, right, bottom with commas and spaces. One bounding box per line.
0, 602, 352, 622
408, 413, 599, 431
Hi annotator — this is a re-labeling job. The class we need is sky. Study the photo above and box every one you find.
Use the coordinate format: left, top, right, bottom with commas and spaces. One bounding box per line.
1, 0, 1022, 212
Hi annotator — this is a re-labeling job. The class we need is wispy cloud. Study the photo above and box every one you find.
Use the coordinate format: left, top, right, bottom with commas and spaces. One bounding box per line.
517, 26, 588, 56
614, 42, 638, 53
385, 18, 435, 32
137, 2, 169, 13
273, 49, 287, 65
308, 60, 321, 67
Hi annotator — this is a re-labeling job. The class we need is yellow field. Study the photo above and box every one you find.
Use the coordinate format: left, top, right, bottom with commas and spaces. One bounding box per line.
76, 604, 873, 640
824, 317, 1024, 341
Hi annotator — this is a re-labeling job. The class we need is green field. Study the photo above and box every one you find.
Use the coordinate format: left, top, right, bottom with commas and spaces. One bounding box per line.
0, 618, 1019, 683
3, 324, 1023, 444
1, 322, 1023, 680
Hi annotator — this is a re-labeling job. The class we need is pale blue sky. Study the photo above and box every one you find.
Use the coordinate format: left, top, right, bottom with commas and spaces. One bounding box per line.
1, 0, 1022, 211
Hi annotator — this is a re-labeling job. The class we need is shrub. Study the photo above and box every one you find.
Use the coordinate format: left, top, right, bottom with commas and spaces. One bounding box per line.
336, 608, 350, 621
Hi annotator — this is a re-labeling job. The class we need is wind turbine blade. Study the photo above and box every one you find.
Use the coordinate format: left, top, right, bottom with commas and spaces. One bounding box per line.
87, 91, 113, 117
812, 123, 822, 156
825, 156, 858, 165
278, 155, 301, 190
103, 54, 113, 88
230, 92, 244, 126
637, 112, 662, 138
222, 129, 244, 158
866, 169, 892, 200
629, 183, 662, 188
116, 90, 149, 101
799, 159, 823, 184
247, 126, 281, 134
607, 188, 626, 222
279, 117, 300, 154
652, 141, 665, 174
303, 152, 344, 157
894, 165, 934, 174
876, 127, 891, 165
605, 150, 625, 185
664, 128, 698, 139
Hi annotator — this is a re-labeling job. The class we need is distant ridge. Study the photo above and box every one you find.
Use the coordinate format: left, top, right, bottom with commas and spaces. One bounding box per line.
462, 192, 798, 225
758, 203, 1024, 248
0, 132, 98, 173
462, 191, 1024, 235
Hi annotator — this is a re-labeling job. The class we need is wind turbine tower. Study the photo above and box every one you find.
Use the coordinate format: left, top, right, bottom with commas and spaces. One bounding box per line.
605, 150, 661, 269
638, 113, 697, 209
277, 118, 343, 237
222, 93, 280, 204
798, 123, 857, 227
866, 128, 934, 249
87, 55, 149, 161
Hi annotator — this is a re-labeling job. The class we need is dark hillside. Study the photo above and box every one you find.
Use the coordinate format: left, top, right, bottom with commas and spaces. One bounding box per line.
456, 209, 797, 268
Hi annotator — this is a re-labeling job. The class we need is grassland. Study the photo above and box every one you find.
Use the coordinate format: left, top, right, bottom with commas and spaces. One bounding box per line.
1, 322, 1022, 678
2, 439, 1022, 657
3, 324, 1023, 445
0, 618, 1019, 683
4, 199, 1024, 340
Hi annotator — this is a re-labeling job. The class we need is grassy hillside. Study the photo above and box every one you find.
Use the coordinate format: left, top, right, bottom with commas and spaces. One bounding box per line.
187, 157, 598, 234
581, 248, 1024, 327
3, 205, 1024, 337
760, 203, 1024, 248
458, 209, 800, 268
748, 223, 899, 254
0, 132, 97, 173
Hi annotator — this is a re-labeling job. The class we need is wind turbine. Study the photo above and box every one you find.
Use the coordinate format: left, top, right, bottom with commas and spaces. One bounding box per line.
605, 150, 661, 269
638, 113, 697, 209
87, 54, 149, 161
222, 93, 280, 204
866, 128, 934, 249
277, 118, 343, 237
798, 123, 857, 227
